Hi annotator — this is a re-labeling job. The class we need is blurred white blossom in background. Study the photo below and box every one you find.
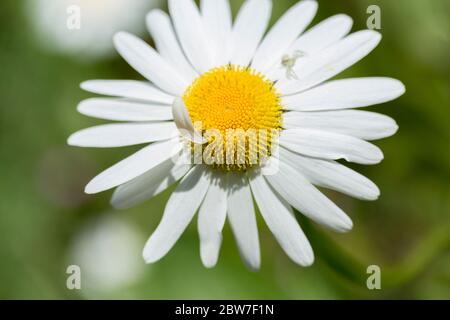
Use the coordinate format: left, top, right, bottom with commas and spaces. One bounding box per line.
26, 0, 163, 61
68, 214, 145, 297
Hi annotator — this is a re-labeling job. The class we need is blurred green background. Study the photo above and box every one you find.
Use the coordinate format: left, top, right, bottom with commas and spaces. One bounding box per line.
0, 0, 449, 299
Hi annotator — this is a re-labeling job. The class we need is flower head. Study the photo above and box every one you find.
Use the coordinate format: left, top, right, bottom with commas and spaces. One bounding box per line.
69, 0, 405, 269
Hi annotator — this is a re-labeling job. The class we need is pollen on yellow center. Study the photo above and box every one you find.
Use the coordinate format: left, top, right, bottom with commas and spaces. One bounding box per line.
183, 65, 283, 171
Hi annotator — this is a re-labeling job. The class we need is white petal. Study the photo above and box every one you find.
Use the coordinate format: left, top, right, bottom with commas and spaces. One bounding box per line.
280, 129, 384, 165
283, 77, 406, 111
111, 159, 192, 209
279, 147, 379, 201
283, 110, 399, 141
113, 32, 187, 96
85, 138, 182, 194
201, 0, 232, 66
80, 80, 174, 104
146, 10, 198, 83
168, 0, 214, 73
172, 98, 206, 144
249, 171, 314, 266
143, 165, 209, 263
265, 159, 353, 232
227, 172, 260, 271
67, 122, 178, 148
276, 30, 382, 94
267, 14, 353, 80
289, 14, 353, 55
198, 172, 228, 268
230, 0, 272, 67
251, 0, 318, 73
77, 98, 173, 122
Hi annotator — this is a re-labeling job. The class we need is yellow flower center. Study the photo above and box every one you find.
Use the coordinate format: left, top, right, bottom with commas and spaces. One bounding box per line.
183, 65, 283, 171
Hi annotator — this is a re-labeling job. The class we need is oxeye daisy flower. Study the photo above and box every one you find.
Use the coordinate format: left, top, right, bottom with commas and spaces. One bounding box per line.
68, 0, 405, 270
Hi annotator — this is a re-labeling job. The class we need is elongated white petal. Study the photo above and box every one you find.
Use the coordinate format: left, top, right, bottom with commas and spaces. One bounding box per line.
230, 0, 272, 66
280, 129, 384, 165
283, 78, 406, 111
283, 110, 399, 141
143, 165, 209, 263
85, 138, 182, 194
267, 14, 353, 80
227, 173, 260, 271
201, 0, 232, 66
265, 159, 353, 232
168, 0, 214, 73
252, 0, 317, 73
68, 122, 178, 148
249, 171, 314, 266
111, 159, 192, 209
172, 98, 206, 144
279, 147, 379, 200
146, 10, 198, 83
77, 98, 173, 122
277, 30, 382, 94
80, 80, 174, 104
289, 14, 353, 54
113, 32, 187, 96
198, 173, 227, 268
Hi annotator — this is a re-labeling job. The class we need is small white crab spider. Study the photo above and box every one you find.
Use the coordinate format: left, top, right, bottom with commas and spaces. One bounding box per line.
280, 50, 307, 80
